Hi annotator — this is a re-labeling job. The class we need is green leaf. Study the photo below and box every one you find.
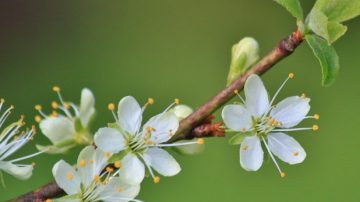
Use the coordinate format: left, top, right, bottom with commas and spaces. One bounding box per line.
108, 150, 128, 163
315, 0, 360, 22
228, 132, 254, 145
306, 8, 329, 41
327, 21, 347, 44
305, 34, 340, 86
274, 0, 304, 20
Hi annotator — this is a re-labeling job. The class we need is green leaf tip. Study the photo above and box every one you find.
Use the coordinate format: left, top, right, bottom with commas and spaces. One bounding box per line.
305, 34, 339, 87
274, 0, 304, 20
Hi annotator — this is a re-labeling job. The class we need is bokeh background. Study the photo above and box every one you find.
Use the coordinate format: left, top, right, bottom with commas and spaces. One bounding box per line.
0, 0, 359, 201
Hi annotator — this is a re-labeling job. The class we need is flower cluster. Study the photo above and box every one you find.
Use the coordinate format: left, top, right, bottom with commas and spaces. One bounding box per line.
35, 87, 95, 154
222, 74, 319, 177
0, 99, 42, 181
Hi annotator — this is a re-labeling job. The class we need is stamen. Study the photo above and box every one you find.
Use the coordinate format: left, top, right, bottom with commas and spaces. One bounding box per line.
154, 140, 200, 147
108, 103, 115, 111
271, 127, 314, 132
34, 105, 48, 118
106, 167, 114, 173
148, 98, 155, 105
45, 199, 52, 202
34, 115, 42, 123
51, 101, 59, 109
313, 125, 319, 131
114, 161, 121, 169
314, 114, 320, 120
153, 176, 161, 184
261, 136, 285, 178
197, 138, 205, 145
269, 73, 293, 107
174, 98, 180, 105
233, 89, 245, 103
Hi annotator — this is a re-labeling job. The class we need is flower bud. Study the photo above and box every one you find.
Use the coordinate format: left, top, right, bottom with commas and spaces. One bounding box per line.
227, 37, 260, 86
172, 104, 193, 121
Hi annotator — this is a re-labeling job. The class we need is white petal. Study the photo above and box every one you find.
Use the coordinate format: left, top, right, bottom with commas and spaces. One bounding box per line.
142, 112, 179, 144
94, 127, 126, 153
99, 177, 141, 202
270, 96, 311, 128
39, 117, 75, 144
245, 74, 270, 117
222, 104, 253, 131
267, 133, 306, 165
52, 160, 81, 195
145, 147, 181, 176
79, 88, 96, 127
0, 161, 33, 180
117, 96, 142, 135
119, 153, 145, 185
77, 146, 109, 187
240, 136, 263, 171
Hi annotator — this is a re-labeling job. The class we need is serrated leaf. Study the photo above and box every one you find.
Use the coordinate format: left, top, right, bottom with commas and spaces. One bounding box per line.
327, 21, 347, 44
305, 34, 340, 86
274, 0, 304, 20
229, 132, 254, 145
315, 0, 360, 22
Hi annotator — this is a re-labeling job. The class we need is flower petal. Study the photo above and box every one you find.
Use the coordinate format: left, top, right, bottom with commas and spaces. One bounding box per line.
52, 160, 81, 195
0, 161, 33, 180
79, 88, 96, 127
94, 127, 126, 153
143, 112, 179, 144
144, 147, 181, 176
99, 177, 141, 202
240, 136, 263, 171
76, 146, 108, 187
39, 117, 75, 145
267, 132, 306, 165
117, 96, 142, 135
222, 104, 252, 131
245, 74, 270, 117
270, 96, 311, 128
119, 153, 145, 185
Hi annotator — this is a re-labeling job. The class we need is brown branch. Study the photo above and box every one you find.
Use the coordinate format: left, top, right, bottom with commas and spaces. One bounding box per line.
9, 29, 303, 202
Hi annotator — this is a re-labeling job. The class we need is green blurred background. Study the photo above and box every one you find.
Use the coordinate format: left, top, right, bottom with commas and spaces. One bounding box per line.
0, 0, 359, 201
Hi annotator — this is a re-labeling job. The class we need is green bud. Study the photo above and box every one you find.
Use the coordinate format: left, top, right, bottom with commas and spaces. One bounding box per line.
227, 37, 260, 86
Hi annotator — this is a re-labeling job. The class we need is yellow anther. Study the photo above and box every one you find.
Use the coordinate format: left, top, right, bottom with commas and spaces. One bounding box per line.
52, 86, 61, 92
146, 140, 153, 145
153, 176, 161, 184
32, 162, 36, 167
35, 105, 42, 111
151, 127, 156, 132
288, 73, 295, 79
313, 125, 319, 131
114, 161, 122, 169
89, 159, 94, 164
108, 103, 115, 111
10, 105, 14, 109
79, 160, 86, 167
63, 102, 70, 109
34, 115, 42, 123
280, 172, 286, 178
66, 172, 74, 180
51, 101, 59, 109
148, 98, 154, 105
301, 93, 306, 98
94, 175, 100, 183
106, 167, 114, 173
51, 111, 58, 117
314, 114, 320, 120
197, 138, 205, 145
104, 152, 111, 158
31, 125, 36, 133
242, 145, 249, 151
117, 187, 123, 192
174, 98, 180, 105
234, 89, 239, 94
45, 199, 52, 202
293, 151, 299, 156
0, 98, 4, 103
